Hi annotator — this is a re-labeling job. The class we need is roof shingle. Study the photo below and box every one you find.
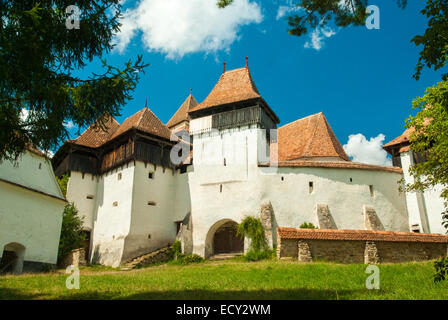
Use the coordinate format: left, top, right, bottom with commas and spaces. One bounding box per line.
277, 113, 349, 161
166, 94, 198, 128
72, 116, 120, 148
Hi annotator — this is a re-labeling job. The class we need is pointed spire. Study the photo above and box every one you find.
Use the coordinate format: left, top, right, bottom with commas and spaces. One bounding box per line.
190, 88, 193, 96
144, 98, 148, 109
223, 61, 226, 73
245, 56, 248, 68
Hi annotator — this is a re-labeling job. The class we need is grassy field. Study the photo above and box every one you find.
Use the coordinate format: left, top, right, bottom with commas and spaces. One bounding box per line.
0, 259, 447, 300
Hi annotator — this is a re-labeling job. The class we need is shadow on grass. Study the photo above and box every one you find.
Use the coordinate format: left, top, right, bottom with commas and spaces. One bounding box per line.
0, 288, 372, 300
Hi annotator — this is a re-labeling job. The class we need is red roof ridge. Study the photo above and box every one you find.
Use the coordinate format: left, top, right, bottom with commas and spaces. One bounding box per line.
277, 227, 448, 243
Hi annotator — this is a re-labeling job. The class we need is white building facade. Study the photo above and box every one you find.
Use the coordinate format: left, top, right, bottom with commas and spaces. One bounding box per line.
0, 147, 66, 274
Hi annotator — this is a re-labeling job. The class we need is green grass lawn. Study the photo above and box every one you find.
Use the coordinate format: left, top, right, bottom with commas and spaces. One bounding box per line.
0, 259, 447, 300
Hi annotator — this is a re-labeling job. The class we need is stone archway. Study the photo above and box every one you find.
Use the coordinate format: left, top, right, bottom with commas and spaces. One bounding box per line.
0, 242, 26, 275
205, 219, 244, 258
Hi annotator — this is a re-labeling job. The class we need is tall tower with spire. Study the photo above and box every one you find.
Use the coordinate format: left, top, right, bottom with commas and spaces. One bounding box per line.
188, 61, 279, 184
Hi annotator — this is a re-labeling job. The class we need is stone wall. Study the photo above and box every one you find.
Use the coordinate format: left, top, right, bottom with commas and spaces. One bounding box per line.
60, 248, 86, 268
277, 227, 448, 264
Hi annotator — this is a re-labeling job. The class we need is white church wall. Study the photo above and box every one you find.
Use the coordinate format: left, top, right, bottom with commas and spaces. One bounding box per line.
0, 151, 65, 268
189, 163, 408, 258
172, 166, 192, 222
401, 151, 446, 234
66, 171, 98, 231
90, 164, 135, 267
124, 161, 178, 260
0, 151, 63, 199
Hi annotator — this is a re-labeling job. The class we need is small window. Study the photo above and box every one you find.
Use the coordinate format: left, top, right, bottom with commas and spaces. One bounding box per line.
86, 195, 94, 200
309, 181, 314, 194
223, 158, 226, 166
113, 201, 118, 207
148, 234, 151, 239
349, 178, 353, 182
148, 172, 154, 179
220, 184, 223, 193
38, 163, 42, 169
369, 185, 374, 197
411, 224, 421, 233
118, 173, 122, 180
147, 201, 156, 206
180, 166, 187, 174
281, 176, 284, 181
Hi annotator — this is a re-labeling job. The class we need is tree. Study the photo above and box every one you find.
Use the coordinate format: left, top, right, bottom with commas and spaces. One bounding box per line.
218, 0, 447, 81
404, 81, 448, 208
0, 1, 148, 161
58, 203, 86, 264
57, 172, 69, 197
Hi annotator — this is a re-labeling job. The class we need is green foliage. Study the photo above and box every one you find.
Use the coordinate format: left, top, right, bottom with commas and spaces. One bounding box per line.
404, 81, 448, 205
237, 216, 267, 252
237, 216, 272, 261
411, 0, 448, 80
243, 249, 275, 262
57, 173, 69, 197
58, 203, 86, 264
300, 222, 317, 229
0, 1, 148, 161
434, 257, 448, 282
166, 241, 204, 265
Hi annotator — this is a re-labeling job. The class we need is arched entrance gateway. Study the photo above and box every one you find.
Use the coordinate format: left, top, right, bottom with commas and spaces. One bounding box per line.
0, 242, 26, 275
205, 219, 244, 258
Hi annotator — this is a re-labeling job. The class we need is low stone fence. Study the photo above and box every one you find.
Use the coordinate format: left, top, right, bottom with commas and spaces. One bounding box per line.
60, 248, 86, 268
277, 227, 448, 264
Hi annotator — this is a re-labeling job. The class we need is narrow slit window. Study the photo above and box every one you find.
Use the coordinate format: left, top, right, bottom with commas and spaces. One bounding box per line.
147, 201, 156, 206
369, 185, 374, 197
118, 173, 122, 180
148, 172, 154, 179
220, 184, 223, 193
309, 181, 314, 194
86, 195, 94, 200
223, 158, 226, 166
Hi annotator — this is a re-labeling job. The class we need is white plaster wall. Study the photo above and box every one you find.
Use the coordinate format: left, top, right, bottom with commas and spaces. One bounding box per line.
125, 162, 178, 260
401, 151, 446, 234
66, 172, 98, 231
90, 164, 135, 267
0, 181, 64, 265
173, 166, 192, 222
0, 151, 63, 199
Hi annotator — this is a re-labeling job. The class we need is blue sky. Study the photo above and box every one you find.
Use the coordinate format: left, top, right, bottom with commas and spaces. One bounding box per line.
69, 0, 443, 166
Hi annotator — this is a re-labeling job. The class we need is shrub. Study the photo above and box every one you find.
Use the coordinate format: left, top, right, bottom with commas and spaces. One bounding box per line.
243, 249, 275, 262
57, 203, 86, 264
237, 216, 272, 261
300, 222, 317, 229
166, 241, 204, 265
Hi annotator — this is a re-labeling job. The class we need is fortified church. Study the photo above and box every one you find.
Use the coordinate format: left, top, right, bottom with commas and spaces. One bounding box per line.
52, 61, 440, 267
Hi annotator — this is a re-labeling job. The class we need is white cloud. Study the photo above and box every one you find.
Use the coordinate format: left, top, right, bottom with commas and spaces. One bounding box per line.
304, 25, 336, 51
114, 0, 263, 59
276, 4, 303, 20
63, 120, 76, 129
343, 133, 392, 167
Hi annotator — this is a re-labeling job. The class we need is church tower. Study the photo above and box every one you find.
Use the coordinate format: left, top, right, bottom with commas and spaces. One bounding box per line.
188, 60, 279, 183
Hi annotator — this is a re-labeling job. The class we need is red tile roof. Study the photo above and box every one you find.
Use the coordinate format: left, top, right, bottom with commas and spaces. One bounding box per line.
190, 67, 260, 112
277, 113, 349, 161
277, 227, 448, 243
166, 94, 198, 128
189, 66, 279, 123
110, 106, 172, 141
260, 160, 402, 173
383, 127, 413, 150
71, 115, 120, 148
